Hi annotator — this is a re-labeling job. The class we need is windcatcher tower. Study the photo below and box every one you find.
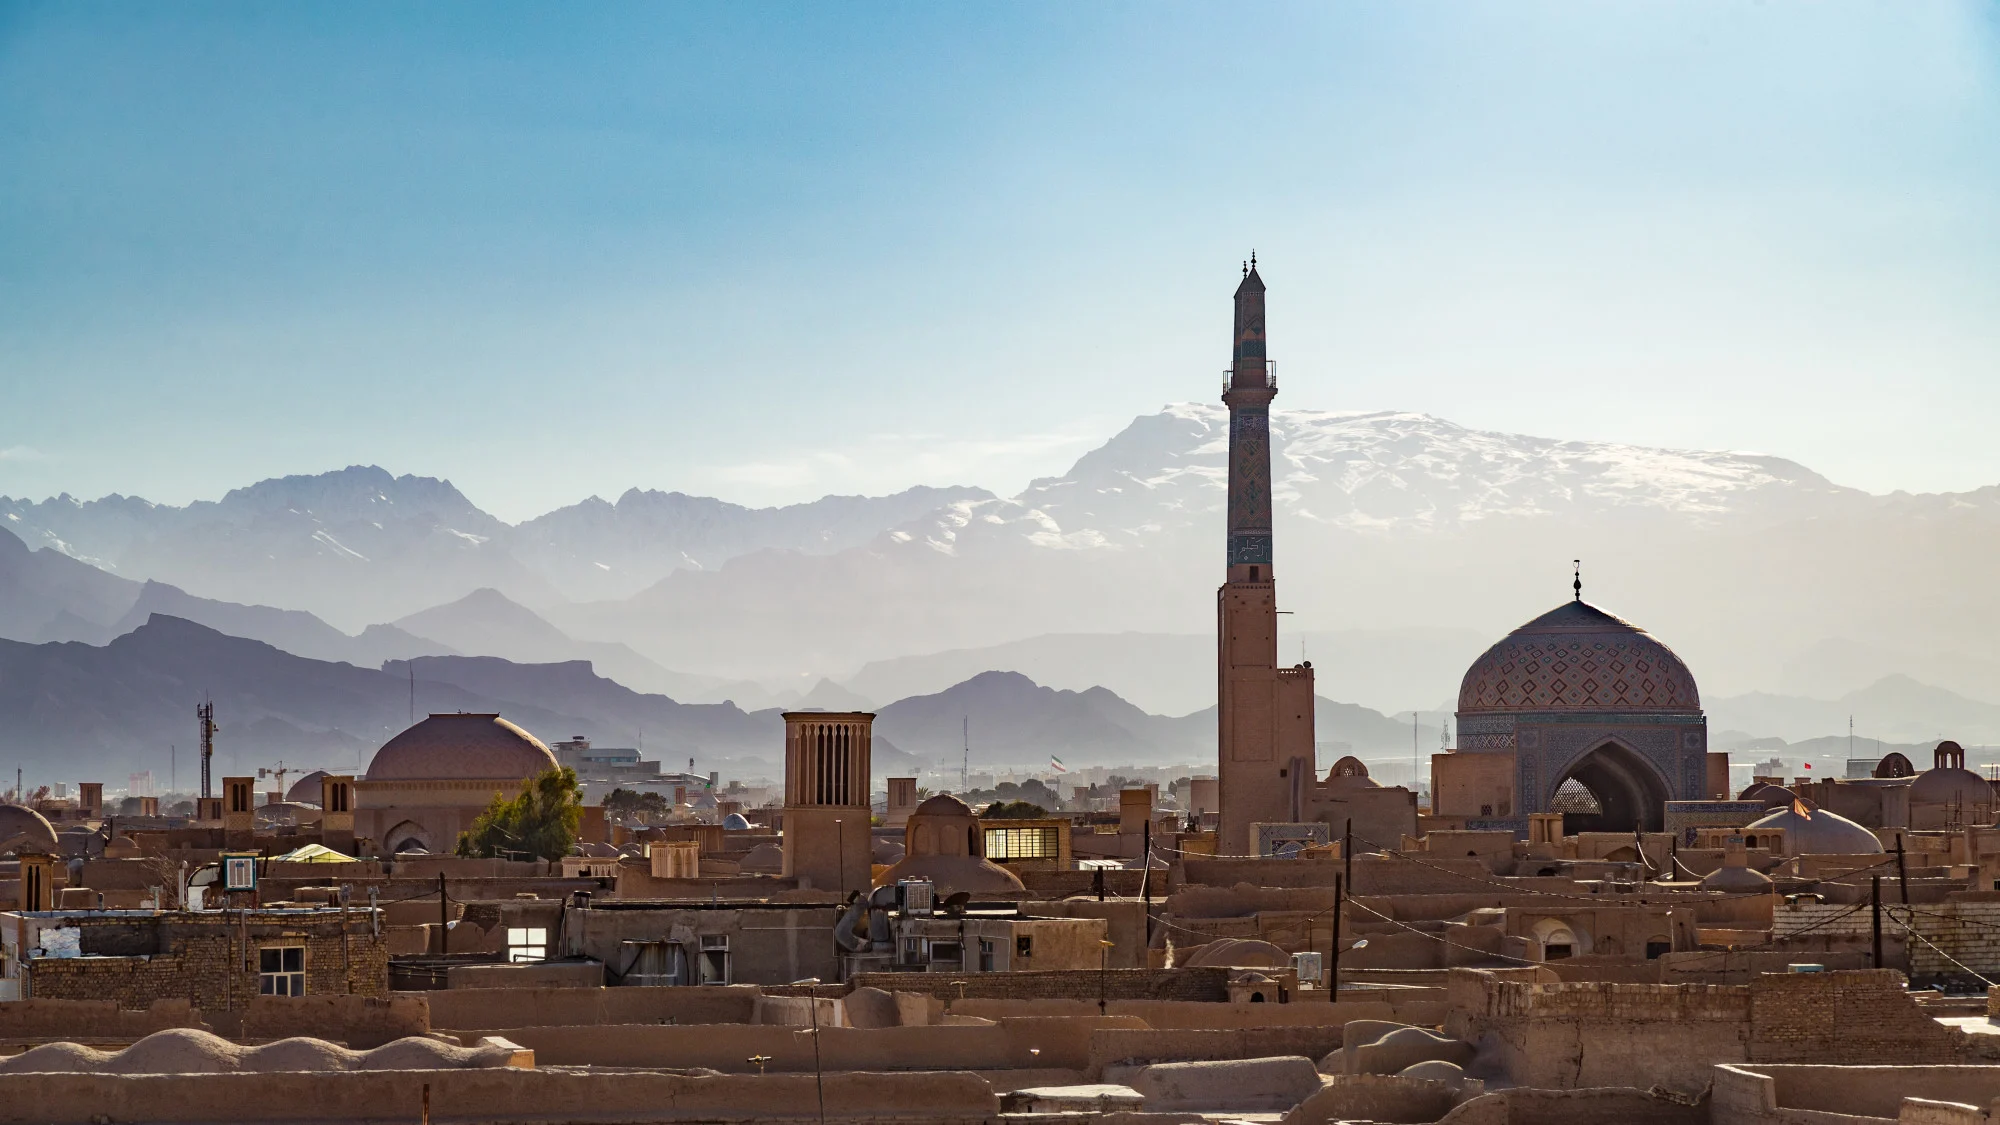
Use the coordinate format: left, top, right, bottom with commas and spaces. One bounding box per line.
1216, 258, 1318, 854
781, 711, 874, 896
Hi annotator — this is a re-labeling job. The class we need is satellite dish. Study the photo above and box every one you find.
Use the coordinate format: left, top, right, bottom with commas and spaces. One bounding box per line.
942, 891, 972, 914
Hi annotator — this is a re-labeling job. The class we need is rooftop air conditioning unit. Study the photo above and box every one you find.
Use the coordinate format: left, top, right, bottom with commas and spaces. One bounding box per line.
899, 878, 935, 917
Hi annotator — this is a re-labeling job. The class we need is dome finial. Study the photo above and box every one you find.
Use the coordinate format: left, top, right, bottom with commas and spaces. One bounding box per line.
1250, 249, 1257, 269
1242, 259, 1248, 277
1573, 559, 1582, 602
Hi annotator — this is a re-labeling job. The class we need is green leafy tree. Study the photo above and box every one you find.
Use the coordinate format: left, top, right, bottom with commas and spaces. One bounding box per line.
457, 766, 584, 861
982, 800, 1049, 819
604, 787, 668, 820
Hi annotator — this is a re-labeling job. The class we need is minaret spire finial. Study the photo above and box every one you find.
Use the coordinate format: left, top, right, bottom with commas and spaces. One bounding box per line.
1250, 249, 1257, 269
1242, 259, 1248, 278
1573, 559, 1582, 602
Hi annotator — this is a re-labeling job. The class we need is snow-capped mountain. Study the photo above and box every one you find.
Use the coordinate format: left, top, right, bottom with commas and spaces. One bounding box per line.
7, 406, 1998, 711
888, 406, 1862, 561
509, 484, 993, 601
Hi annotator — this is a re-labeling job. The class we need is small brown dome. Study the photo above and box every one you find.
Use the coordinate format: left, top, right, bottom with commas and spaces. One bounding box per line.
0, 804, 58, 855
1910, 767, 1990, 808
285, 770, 329, 804
365, 714, 557, 782
1184, 938, 1290, 969
911, 793, 974, 818
739, 842, 783, 873
871, 853, 1024, 897
1737, 782, 1795, 808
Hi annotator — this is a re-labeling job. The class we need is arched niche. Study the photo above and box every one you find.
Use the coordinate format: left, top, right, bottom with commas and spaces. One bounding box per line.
1551, 741, 1670, 834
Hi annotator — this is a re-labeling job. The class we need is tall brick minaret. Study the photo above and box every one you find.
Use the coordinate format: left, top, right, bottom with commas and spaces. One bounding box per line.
1216, 257, 1318, 855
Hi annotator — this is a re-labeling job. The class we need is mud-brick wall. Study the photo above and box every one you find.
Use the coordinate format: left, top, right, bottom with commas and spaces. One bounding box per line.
847, 967, 1227, 1003
26, 915, 388, 1008
1747, 970, 1967, 1064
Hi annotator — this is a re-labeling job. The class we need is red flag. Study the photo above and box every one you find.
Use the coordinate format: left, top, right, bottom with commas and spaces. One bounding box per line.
1802, 762, 1812, 769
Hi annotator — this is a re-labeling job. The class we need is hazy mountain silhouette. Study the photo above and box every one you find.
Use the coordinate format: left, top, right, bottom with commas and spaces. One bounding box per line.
10, 408, 2000, 711
0, 617, 802, 782
0, 524, 139, 642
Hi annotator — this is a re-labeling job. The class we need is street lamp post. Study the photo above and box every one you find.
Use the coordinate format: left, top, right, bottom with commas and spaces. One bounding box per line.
1098, 939, 1115, 1016
791, 977, 827, 1125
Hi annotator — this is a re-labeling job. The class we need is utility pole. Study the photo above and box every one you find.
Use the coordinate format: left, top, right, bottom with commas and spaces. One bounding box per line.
961, 716, 969, 794
197, 700, 216, 800
1871, 874, 1883, 969
437, 874, 449, 954
1329, 873, 1344, 1000
1895, 836, 1909, 906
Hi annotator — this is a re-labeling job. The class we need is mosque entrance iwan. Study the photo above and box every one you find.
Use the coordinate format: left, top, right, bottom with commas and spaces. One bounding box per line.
1550, 742, 1668, 834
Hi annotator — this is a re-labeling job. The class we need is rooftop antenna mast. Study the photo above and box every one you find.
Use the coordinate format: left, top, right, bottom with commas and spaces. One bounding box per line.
196, 700, 216, 800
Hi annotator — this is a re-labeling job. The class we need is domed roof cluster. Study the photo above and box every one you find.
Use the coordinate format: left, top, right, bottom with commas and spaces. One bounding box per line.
365, 714, 558, 782
1458, 600, 1700, 715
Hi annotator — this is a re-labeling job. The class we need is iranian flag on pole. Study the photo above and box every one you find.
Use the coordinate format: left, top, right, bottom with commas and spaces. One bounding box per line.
1049, 755, 1067, 774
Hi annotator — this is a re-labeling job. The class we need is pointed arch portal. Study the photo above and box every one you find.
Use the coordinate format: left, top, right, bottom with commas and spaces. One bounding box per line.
1552, 742, 1669, 834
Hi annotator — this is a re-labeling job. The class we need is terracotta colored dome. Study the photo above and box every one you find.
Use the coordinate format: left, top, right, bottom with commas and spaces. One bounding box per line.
0, 804, 58, 854
365, 714, 557, 782
1459, 600, 1699, 714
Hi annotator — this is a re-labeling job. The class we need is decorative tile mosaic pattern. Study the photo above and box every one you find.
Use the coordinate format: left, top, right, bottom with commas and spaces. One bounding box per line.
1458, 600, 1699, 713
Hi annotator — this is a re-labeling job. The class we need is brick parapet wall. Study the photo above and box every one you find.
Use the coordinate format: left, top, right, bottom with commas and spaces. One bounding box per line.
1449, 967, 1971, 1071
1464, 976, 1752, 1022
845, 968, 1227, 1003
1775, 901, 2000, 980
1747, 969, 1966, 1063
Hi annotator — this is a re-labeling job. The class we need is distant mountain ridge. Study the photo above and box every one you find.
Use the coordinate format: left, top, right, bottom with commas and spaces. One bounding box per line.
9, 407, 2000, 707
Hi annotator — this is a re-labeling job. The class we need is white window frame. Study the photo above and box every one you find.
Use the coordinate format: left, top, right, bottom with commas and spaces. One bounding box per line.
506, 927, 549, 963
984, 825, 1059, 861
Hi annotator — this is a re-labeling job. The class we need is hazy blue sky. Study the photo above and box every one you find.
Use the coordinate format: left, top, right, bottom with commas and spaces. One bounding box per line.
3, 1, 1996, 520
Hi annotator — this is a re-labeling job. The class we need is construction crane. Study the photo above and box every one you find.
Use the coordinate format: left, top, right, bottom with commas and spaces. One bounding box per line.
196, 701, 216, 800
255, 761, 317, 802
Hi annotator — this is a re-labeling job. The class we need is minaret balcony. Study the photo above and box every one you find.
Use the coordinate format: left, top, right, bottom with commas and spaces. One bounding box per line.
1222, 360, 1277, 396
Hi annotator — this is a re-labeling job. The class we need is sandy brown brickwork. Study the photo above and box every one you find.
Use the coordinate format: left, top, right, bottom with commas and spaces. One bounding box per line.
846, 967, 1228, 1003
24, 912, 387, 1009
1747, 969, 1965, 1064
